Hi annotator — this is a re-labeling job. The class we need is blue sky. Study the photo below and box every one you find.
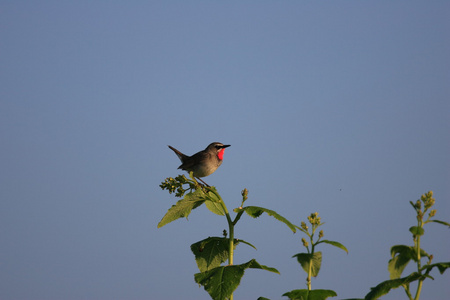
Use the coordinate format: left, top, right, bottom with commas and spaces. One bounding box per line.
1, 2, 449, 300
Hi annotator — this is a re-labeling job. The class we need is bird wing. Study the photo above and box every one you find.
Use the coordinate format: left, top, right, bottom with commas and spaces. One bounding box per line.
179, 150, 211, 171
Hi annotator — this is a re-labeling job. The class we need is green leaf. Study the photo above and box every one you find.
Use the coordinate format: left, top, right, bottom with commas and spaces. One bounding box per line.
194, 264, 242, 300
421, 262, 450, 275
283, 289, 337, 300
388, 245, 414, 279
388, 256, 410, 279
428, 219, 450, 227
308, 290, 337, 300
283, 289, 308, 300
191, 237, 229, 272
409, 226, 425, 236
194, 259, 279, 300
197, 187, 225, 215
364, 272, 423, 300
157, 189, 205, 228
316, 240, 348, 254
293, 252, 322, 277
236, 238, 257, 250
241, 258, 280, 274
390, 245, 413, 257
190, 237, 258, 272
235, 206, 297, 233
205, 199, 225, 215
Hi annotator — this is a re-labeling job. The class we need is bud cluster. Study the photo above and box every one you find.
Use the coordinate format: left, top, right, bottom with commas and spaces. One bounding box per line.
302, 237, 309, 247
298, 212, 325, 252
241, 188, 248, 202
159, 175, 195, 197
421, 191, 435, 210
307, 212, 321, 226
412, 191, 438, 222
429, 209, 436, 218
300, 221, 308, 231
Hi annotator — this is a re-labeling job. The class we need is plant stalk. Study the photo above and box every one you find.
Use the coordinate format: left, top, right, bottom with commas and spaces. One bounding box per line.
413, 215, 423, 300
216, 190, 235, 300
403, 283, 413, 300
307, 234, 314, 290
414, 234, 423, 300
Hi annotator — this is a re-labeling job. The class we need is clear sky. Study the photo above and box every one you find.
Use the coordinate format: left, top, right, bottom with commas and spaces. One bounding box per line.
1, 2, 449, 300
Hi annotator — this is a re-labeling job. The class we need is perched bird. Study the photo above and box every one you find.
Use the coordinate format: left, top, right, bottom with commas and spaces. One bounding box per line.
168, 142, 230, 186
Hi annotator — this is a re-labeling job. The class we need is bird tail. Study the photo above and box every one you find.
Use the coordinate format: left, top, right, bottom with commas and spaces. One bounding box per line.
168, 145, 188, 162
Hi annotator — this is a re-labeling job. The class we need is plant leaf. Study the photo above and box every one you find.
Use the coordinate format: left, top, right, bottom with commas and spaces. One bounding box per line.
197, 187, 225, 215
157, 189, 205, 228
364, 272, 423, 300
388, 256, 410, 279
191, 237, 229, 272
316, 240, 348, 254
236, 238, 257, 250
283, 289, 308, 300
190, 237, 258, 272
388, 245, 414, 279
428, 219, 450, 227
390, 245, 413, 257
234, 206, 297, 233
409, 226, 425, 236
282, 289, 337, 300
421, 262, 450, 275
243, 258, 280, 274
205, 199, 225, 215
194, 264, 242, 300
194, 259, 279, 300
293, 252, 322, 277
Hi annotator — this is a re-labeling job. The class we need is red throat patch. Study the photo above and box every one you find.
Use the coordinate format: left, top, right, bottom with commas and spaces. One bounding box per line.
217, 148, 225, 160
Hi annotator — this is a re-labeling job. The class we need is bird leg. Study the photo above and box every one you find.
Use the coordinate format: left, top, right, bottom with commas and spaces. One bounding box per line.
196, 177, 210, 187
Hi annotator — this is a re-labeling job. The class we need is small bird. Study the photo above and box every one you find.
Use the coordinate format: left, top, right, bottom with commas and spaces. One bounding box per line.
168, 142, 231, 186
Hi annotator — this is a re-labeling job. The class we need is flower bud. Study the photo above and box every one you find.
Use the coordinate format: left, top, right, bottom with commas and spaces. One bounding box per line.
415, 200, 422, 209
241, 188, 248, 201
301, 221, 308, 231
302, 237, 309, 247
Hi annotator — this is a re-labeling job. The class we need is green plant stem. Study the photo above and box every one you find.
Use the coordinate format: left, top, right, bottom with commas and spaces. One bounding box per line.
403, 284, 413, 300
232, 210, 244, 226
307, 234, 315, 290
413, 217, 423, 300
307, 262, 312, 290
208, 187, 235, 263
414, 280, 423, 300
414, 235, 423, 300
227, 214, 234, 300
227, 213, 234, 265
215, 190, 235, 300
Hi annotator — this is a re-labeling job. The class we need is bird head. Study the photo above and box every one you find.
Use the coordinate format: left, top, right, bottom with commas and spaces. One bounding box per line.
207, 142, 230, 160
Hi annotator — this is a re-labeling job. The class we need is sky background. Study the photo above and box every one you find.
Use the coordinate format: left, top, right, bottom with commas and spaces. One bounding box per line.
1, 2, 449, 300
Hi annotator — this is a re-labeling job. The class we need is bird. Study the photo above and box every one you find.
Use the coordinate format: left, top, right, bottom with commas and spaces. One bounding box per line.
168, 142, 230, 186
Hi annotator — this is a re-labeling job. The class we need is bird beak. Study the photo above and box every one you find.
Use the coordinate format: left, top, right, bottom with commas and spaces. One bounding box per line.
222, 145, 231, 148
